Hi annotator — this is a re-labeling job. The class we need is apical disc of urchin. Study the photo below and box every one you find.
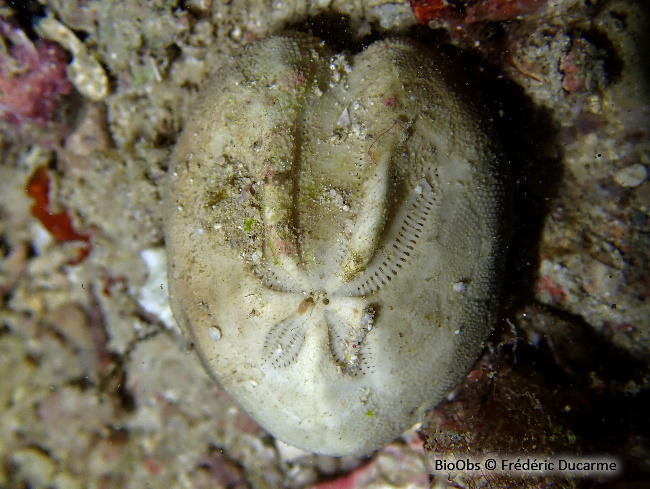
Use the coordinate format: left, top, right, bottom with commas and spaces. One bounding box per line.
164, 34, 510, 456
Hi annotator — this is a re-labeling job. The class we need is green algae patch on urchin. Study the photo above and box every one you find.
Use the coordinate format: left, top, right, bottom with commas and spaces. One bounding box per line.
163, 35, 510, 456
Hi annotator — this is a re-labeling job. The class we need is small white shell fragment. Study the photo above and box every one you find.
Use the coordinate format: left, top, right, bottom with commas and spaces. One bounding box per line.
164, 35, 510, 456
208, 326, 222, 341
36, 18, 109, 101
453, 281, 467, 293
138, 248, 178, 331
613, 163, 647, 187
337, 107, 351, 127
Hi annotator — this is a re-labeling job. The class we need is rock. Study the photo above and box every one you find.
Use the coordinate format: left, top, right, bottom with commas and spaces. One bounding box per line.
613, 163, 647, 188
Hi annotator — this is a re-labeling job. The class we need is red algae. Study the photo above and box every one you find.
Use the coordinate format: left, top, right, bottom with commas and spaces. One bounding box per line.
0, 21, 73, 126
408, 0, 458, 25
465, 0, 547, 22
408, 0, 547, 25
407, 0, 551, 79
26, 165, 91, 264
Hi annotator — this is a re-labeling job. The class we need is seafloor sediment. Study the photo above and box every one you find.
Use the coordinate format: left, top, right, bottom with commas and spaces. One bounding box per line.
0, 0, 648, 488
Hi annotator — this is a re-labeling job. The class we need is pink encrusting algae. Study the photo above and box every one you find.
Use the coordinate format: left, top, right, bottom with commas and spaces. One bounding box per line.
0, 20, 73, 128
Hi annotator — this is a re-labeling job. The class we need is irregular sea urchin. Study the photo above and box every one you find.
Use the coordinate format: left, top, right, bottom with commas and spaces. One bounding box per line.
164, 35, 510, 456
